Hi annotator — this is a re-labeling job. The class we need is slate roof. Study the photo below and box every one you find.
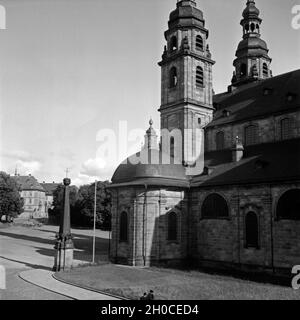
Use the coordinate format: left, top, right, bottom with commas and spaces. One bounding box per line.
191, 138, 300, 187
12, 175, 45, 192
169, 1, 204, 30
111, 148, 188, 187
209, 69, 300, 128
40, 182, 61, 196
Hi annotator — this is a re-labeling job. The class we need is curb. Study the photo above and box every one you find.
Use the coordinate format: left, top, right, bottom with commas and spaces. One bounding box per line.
18, 272, 76, 300
52, 273, 128, 300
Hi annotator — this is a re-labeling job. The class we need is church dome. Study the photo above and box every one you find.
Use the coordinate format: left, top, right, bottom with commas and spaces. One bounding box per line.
168, 0, 204, 29
237, 37, 268, 54
111, 148, 187, 184
242, 0, 260, 18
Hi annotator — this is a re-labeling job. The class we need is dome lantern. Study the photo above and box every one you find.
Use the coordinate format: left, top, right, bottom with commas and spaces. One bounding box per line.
230, 0, 272, 89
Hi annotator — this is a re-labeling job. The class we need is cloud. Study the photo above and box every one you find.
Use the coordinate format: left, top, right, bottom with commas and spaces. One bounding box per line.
59, 148, 76, 161
0, 149, 42, 176
1, 150, 33, 162
81, 157, 107, 177
72, 173, 98, 187
16, 159, 41, 175
72, 157, 115, 186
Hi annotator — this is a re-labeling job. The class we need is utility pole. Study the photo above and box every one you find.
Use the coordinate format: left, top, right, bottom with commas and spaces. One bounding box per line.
92, 180, 97, 264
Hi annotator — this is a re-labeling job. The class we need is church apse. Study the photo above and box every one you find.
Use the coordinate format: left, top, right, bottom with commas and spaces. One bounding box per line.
109, 187, 188, 267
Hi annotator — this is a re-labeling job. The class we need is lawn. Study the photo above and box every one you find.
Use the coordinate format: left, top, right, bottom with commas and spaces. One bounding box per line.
55, 264, 300, 300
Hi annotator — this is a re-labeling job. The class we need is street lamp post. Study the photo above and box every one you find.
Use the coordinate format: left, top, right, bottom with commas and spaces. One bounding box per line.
92, 180, 97, 264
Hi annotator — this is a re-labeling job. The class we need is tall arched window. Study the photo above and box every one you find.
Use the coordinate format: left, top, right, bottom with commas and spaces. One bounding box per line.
245, 212, 259, 248
170, 36, 177, 52
196, 66, 204, 87
240, 63, 247, 77
167, 212, 177, 241
169, 67, 178, 88
263, 63, 268, 77
216, 131, 225, 150
277, 189, 300, 220
202, 193, 229, 219
245, 125, 259, 146
196, 35, 203, 51
281, 118, 293, 140
119, 211, 128, 242
170, 136, 175, 159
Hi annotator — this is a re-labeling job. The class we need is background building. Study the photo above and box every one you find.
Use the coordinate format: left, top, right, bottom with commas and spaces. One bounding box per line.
41, 182, 61, 214
13, 174, 47, 218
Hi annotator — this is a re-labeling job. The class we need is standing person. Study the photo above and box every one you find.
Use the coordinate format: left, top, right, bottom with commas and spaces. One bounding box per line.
147, 290, 154, 300
140, 292, 147, 300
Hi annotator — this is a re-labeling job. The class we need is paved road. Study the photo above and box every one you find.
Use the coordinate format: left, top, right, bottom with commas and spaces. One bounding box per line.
0, 224, 110, 300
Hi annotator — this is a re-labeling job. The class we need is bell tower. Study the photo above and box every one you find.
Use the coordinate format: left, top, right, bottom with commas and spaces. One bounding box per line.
158, 0, 215, 174
231, 0, 272, 88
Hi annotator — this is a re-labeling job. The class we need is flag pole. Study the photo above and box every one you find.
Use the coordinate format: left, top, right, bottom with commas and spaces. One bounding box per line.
92, 180, 97, 264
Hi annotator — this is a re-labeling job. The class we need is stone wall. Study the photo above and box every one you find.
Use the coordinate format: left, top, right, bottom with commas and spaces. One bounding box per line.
110, 187, 188, 267
110, 181, 300, 273
272, 184, 300, 269
206, 110, 300, 151
190, 183, 300, 272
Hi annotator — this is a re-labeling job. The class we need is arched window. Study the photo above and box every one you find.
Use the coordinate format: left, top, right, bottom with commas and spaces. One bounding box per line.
196, 35, 203, 51
245, 125, 258, 146
167, 212, 177, 241
277, 189, 300, 220
119, 211, 128, 242
216, 131, 225, 150
245, 212, 259, 248
202, 193, 229, 219
263, 63, 268, 77
251, 23, 255, 32
169, 67, 177, 88
281, 118, 293, 140
196, 66, 204, 87
240, 63, 247, 77
170, 36, 177, 52
170, 136, 175, 159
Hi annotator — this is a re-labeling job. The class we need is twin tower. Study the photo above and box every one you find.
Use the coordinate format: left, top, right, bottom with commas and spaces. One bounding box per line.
158, 0, 271, 174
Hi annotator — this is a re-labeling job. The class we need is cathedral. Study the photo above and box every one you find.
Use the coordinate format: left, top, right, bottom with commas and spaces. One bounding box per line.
108, 0, 300, 274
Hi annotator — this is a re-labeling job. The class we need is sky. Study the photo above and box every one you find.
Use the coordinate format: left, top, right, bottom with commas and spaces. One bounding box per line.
0, 0, 299, 186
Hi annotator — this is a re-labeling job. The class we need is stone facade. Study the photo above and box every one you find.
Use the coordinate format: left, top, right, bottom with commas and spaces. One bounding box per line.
190, 183, 300, 272
206, 110, 300, 152
110, 182, 300, 273
110, 187, 188, 267
159, 0, 214, 171
20, 189, 47, 218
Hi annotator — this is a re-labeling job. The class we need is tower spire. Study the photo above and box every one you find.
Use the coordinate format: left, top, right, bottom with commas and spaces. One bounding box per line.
177, 0, 197, 6
144, 119, 158, 150
230, 0, 272, 88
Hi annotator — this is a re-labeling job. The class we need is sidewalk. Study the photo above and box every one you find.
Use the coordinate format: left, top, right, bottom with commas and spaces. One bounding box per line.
19, 269, 120, 300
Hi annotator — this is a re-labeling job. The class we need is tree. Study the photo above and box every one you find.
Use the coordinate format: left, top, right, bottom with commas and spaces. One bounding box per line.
0, 171, 24, 221
76, 181, 111, 230
49, 184, 79, 225
49, 180, 112, 230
